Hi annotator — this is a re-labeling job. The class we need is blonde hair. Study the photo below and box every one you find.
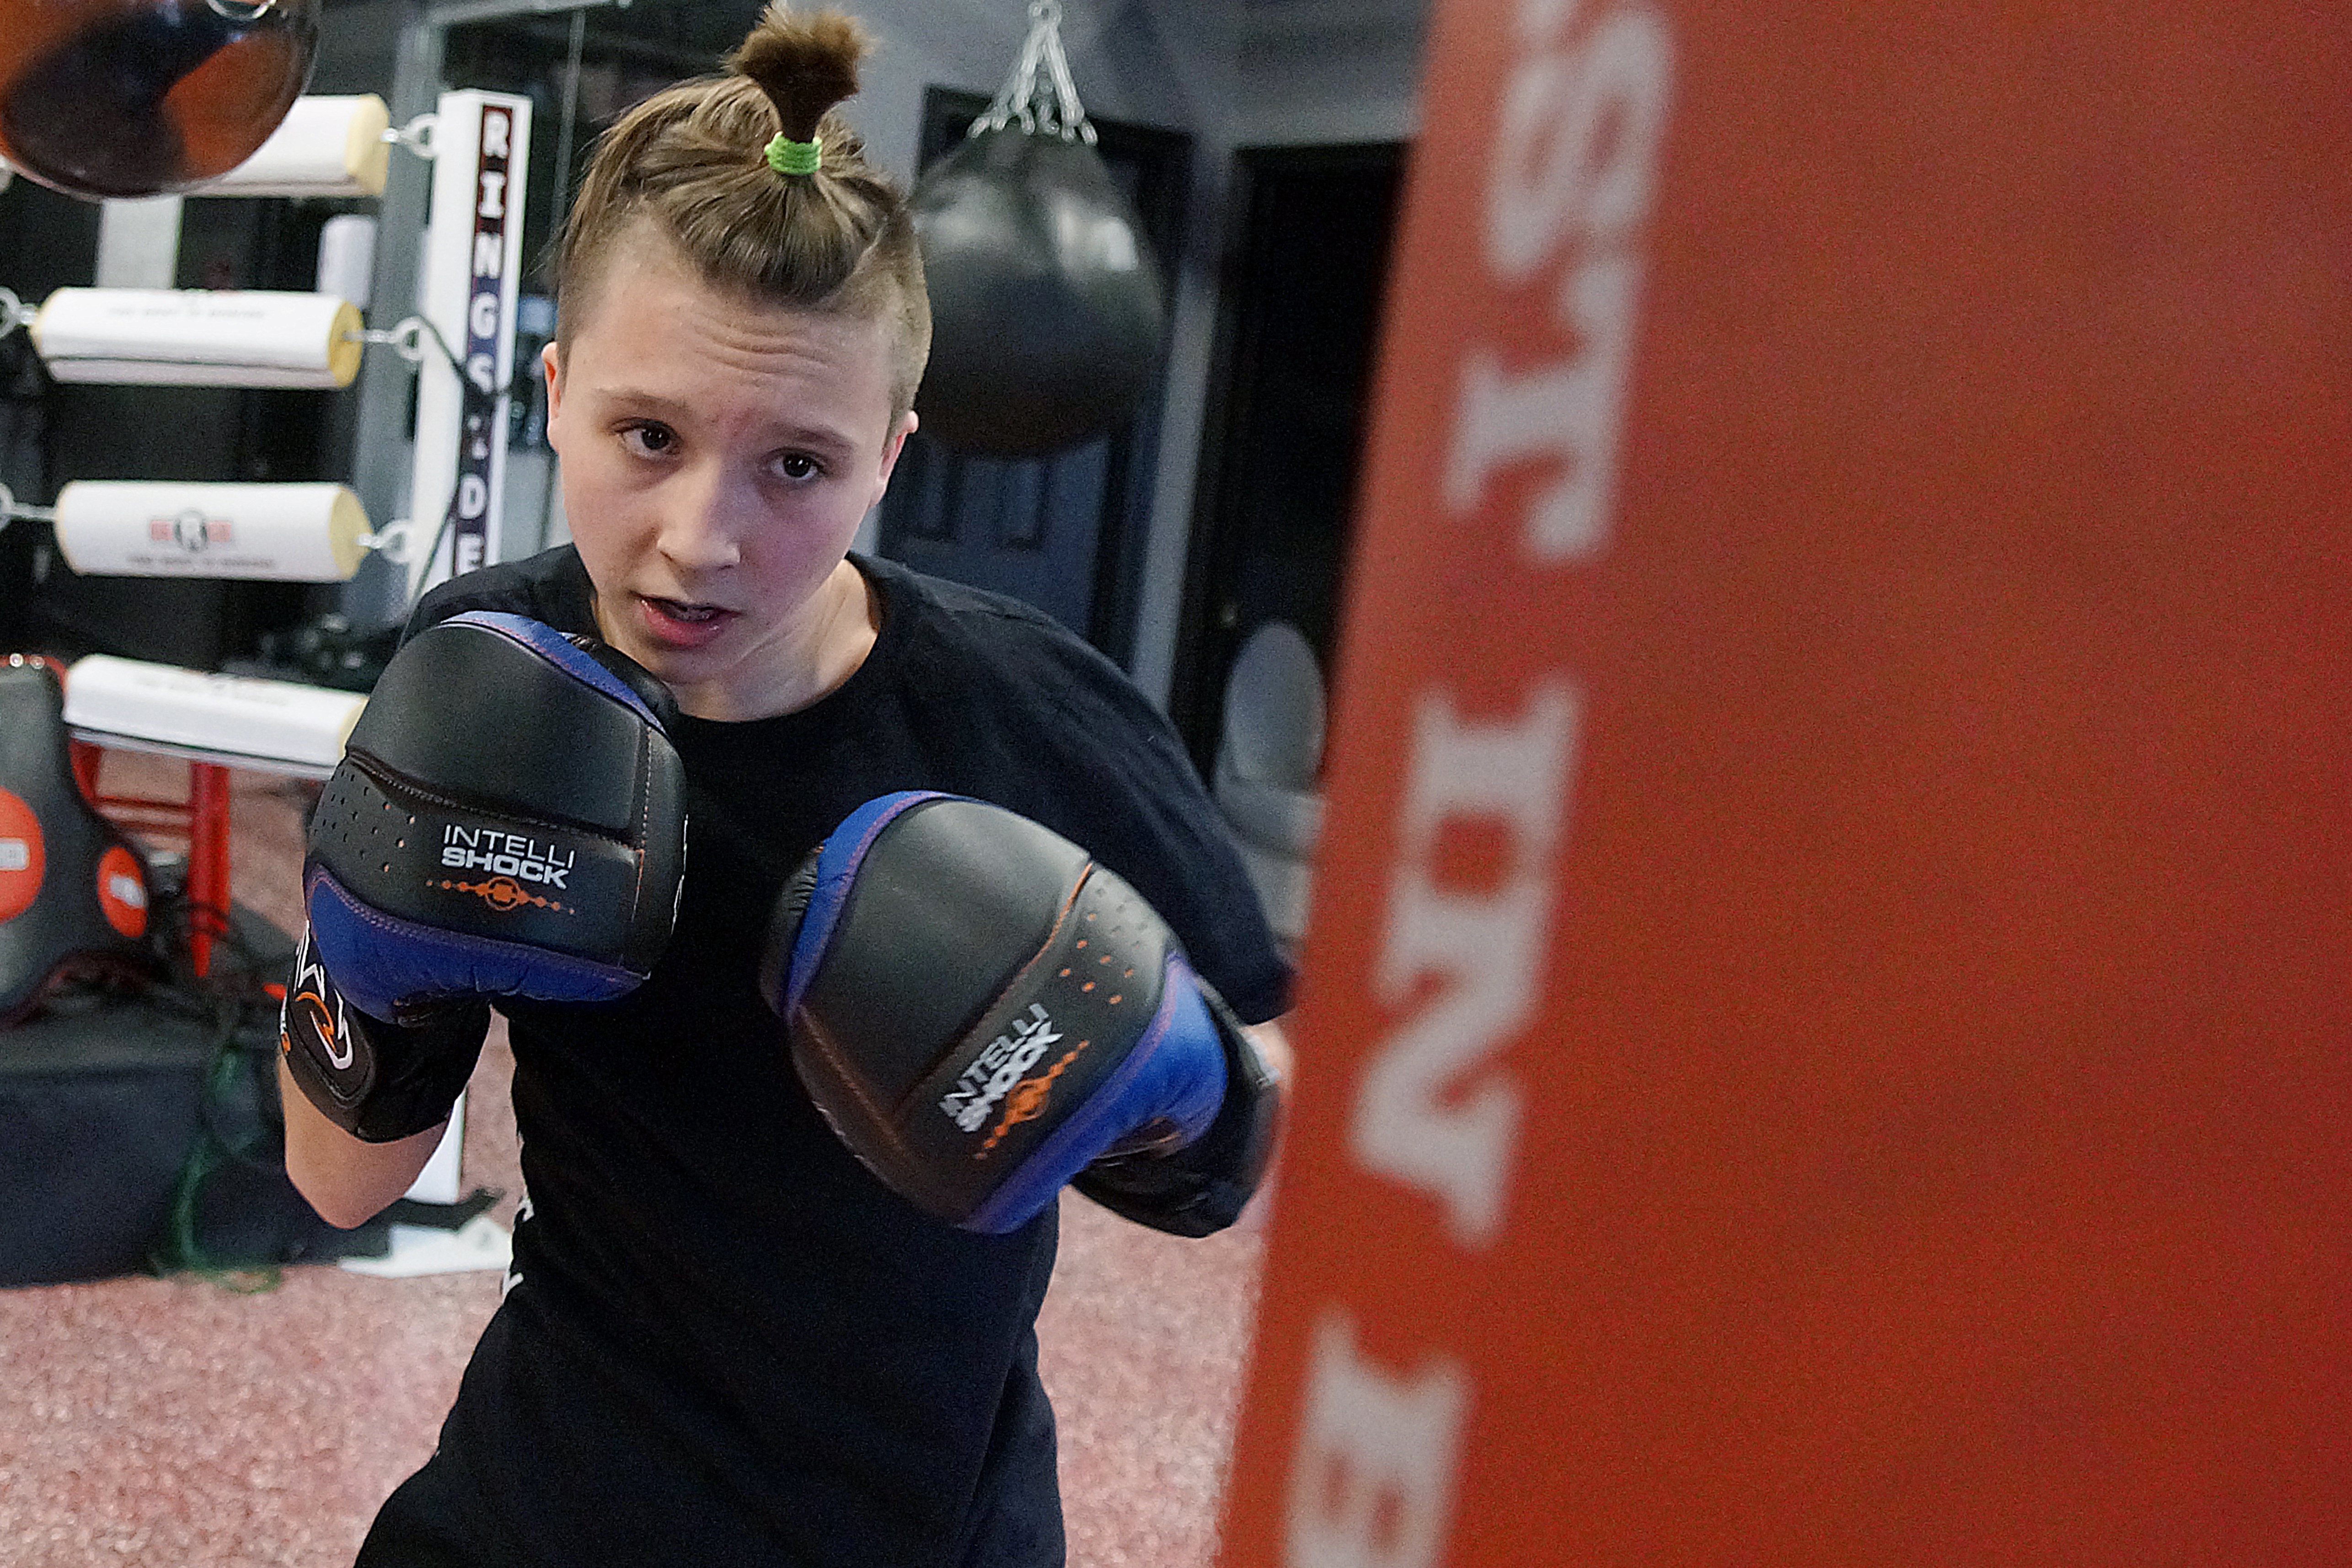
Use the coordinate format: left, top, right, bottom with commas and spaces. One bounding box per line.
553, 5, 931, 417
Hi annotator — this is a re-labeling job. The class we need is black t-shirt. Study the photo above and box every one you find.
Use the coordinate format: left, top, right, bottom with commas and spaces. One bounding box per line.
356, 547, 1290, 1568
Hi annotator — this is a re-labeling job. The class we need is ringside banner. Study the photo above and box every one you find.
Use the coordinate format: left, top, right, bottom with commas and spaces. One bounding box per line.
1219, 2, 2352, 1564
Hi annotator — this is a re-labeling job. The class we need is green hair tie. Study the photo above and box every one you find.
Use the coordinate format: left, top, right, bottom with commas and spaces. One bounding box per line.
764, 132, 823, 177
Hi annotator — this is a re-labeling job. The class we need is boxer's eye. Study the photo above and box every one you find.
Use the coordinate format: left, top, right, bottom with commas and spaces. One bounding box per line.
620, 421, 676, 456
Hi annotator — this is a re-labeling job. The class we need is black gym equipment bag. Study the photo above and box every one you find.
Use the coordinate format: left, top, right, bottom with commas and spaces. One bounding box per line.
0, 655, 159, 1024
0, 655, 380, 1284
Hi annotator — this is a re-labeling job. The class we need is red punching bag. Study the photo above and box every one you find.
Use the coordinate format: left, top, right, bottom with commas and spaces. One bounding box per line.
0, 0, 319, 200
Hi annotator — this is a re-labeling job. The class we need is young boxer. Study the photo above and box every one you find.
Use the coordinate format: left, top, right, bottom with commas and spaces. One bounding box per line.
278, 8, 1290, 1564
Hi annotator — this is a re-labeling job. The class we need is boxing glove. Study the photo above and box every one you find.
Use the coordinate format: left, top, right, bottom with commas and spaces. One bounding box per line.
281, 611, 687, 1142
758, 792, 1281, 1236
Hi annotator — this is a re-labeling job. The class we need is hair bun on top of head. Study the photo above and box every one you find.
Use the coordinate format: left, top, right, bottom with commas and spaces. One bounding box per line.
729, 3, 872, 167
556, 2, 927, 414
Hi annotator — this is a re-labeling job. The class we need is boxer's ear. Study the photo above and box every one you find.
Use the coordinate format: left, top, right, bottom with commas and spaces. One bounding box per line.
542, 342, 569, 452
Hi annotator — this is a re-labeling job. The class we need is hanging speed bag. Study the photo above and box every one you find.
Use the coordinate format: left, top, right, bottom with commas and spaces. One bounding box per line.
911, 126, 1168, 458
0, 0, 320, 201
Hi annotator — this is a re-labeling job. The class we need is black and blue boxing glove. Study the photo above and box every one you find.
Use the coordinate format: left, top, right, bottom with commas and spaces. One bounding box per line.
758, 792, 1281, 1236
280, 611, 687, 1143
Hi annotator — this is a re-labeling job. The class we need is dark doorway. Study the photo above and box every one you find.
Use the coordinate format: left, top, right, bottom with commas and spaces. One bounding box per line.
1169, 141, 1405, 775
875, 88, 1190, 668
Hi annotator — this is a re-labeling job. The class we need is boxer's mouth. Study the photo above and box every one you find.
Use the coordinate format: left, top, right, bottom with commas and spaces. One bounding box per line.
637, 595, 736, 649
647, 596, 726, 624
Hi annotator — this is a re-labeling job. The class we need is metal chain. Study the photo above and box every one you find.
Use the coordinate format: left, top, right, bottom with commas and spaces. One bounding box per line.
974, 0, 1097, 144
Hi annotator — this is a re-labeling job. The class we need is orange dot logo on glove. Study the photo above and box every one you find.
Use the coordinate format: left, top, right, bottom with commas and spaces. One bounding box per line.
435, 875, 569, 915
979, 1041, 1094, 1157
0, 788, 44, 925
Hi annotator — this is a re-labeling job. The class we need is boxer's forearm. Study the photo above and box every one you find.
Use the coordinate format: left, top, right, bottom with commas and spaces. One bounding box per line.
279, 1057, 449, 1229
1246, 1018, 1292, 1086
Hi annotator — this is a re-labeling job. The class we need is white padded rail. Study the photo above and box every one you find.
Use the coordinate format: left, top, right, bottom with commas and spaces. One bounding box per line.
204, 95, 395, 199
64, 657, 364, 778
54, 481, 371, 582
29, 289, 365, 390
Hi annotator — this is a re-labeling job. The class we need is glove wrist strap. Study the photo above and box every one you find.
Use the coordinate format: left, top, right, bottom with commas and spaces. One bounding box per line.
280, 924, 488, 1144
1072, 982, 1282, 1237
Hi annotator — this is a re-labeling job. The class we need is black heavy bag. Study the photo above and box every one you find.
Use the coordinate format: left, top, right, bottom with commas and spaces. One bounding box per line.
0, 0, 320, 200
911, 125, 1167, 458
